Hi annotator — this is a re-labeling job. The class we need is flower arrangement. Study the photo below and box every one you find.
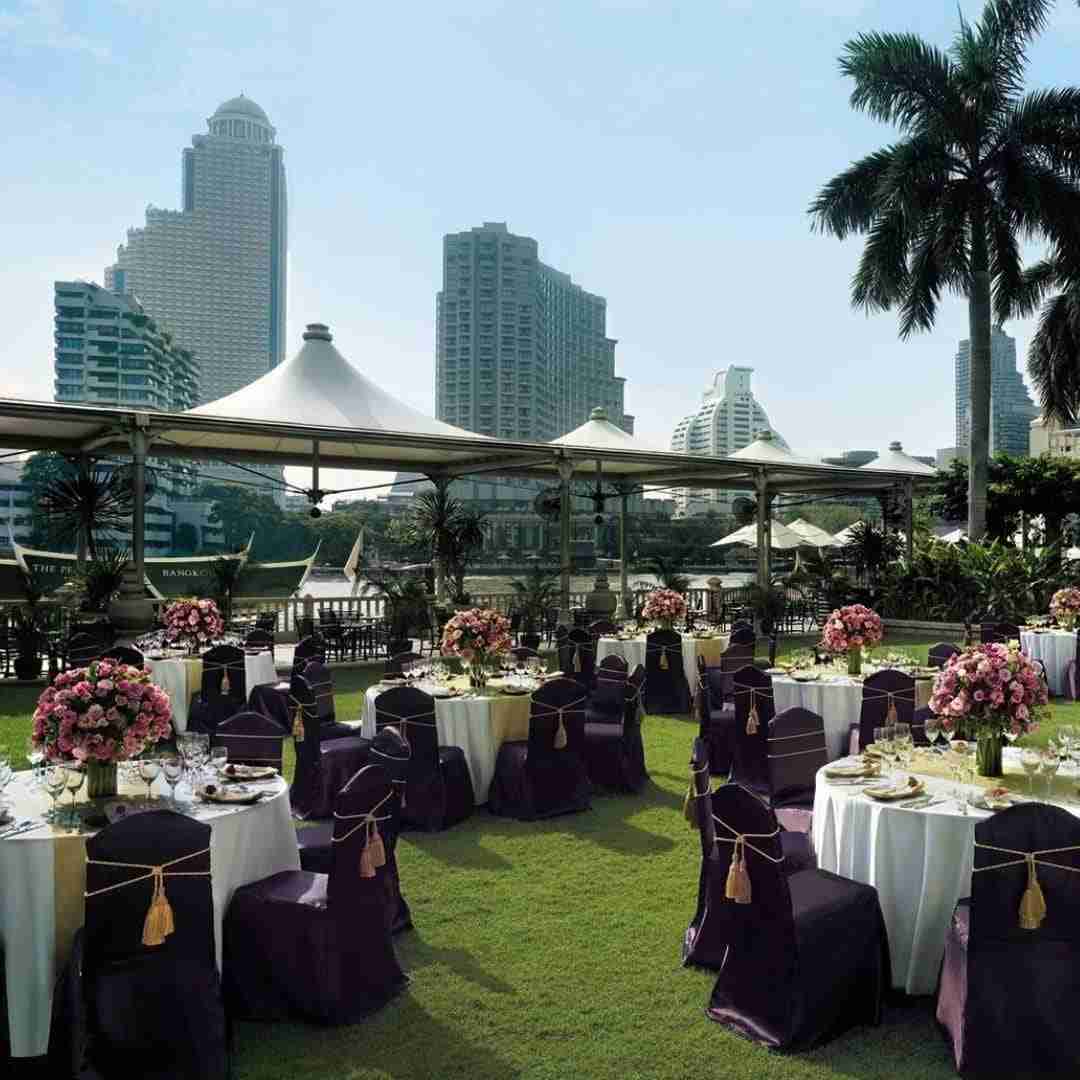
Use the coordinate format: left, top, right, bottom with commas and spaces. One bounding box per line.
441, 608, 512, 689
929, 642, 1047, 776
32, 660, 173, 796
821, 604, 883, 675
1050, 587, 1080, 629
641, 588, 687, 626
163, 597, 224, 651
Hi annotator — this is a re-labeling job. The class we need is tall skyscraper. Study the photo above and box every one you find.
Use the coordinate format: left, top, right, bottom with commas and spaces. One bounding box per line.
669, 367, 786, 516
954, 327, 1037, 457
435, 222, 631, 440
105, 95, 287, 406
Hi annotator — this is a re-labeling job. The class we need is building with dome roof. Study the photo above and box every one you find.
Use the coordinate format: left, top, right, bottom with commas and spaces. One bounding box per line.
105, 95, 287, 407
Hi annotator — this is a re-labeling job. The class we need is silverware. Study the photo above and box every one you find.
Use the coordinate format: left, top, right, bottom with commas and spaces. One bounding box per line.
1, 819, 45, 839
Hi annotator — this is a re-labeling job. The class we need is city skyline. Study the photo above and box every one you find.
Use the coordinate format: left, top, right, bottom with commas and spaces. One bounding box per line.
6, 1, 1078, 496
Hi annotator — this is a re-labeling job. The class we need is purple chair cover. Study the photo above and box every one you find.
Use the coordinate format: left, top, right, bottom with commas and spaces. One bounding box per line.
243, 627, 273, 652
589, 618, 617, 636
558, 628, 596, 688
730, 665, 773, 795
766, 707, 825, 836
644, 629, 690, 715
729, 625, 755, 649
927, 642, 960, 669
224, 764, 407, 1023
700, 659, 735, 779
936, 803, 1080, 1075
298, 726, 413, 934
188, 644, 246, 735
211, 709, 286, 771
702, 783, 888, 1049
100, 644, 145, 667
583, 665, 648, 791
62, 810, 227, 1079
682, 743, 815, 972
301, 659, 357, 740
587, 654, 628, 722
291, 634, 327, 674
289, 672, 370, 820
489, 676, 592, 820
911, 705, 933, 747
385, 651, 421, 675
374, 685, 474, 831
248, 680, 291, 729
857, 670, 915, 751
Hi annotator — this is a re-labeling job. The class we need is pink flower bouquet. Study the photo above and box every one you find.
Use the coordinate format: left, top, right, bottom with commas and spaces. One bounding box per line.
641, 588, 687, 625
440, 607, 513, 665
163, 597, 225, 650
1050, 587, 1080, 629
929, 642, 1047, 742
821, 604, 883, 655
32, 659, 173, 765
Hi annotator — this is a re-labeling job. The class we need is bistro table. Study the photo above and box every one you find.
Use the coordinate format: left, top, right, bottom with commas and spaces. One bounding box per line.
812, 746, 1080, 995
363, 679, 534, 803
596, 633, 730, 701
1020, 628, 1076, 696
771, 667, 934, 760
0, 769, 298, 1058
145, 651, 278, 732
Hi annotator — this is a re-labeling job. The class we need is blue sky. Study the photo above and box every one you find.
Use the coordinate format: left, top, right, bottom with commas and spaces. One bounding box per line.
5, 0, 1080, 493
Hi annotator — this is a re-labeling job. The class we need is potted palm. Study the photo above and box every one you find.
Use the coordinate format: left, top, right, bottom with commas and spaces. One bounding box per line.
510, 564, 558, 650
12, 570, 48, 680
370, 572, 431, 657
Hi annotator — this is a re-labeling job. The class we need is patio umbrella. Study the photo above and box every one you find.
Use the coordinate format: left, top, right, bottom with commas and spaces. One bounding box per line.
786, 518, 841, 548
710, 519, 807, 550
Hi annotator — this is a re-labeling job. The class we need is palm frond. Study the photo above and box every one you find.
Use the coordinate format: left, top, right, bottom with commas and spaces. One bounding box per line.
807, 147, 896, 237
988, 201, 1025, 323
898, 217, 944, 337
851, 210, 910, 312
1008, 255, 1065, 318
1029, 288, 1080, 426
993, 88, 1080, 179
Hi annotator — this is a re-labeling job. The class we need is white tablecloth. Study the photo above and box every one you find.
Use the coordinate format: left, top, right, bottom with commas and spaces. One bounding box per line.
0, 772, 299, 1057
811, 749, 1079, 995
596, 635, 729, 702
363, 685, 530, 805
1020, 629, 1076, 696
146, 652, 278, 733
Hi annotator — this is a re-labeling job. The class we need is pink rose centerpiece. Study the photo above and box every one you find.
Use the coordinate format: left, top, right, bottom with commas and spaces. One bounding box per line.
929, 642, 1047, 776
821, 603, 883, 675
440, 607, 513, 691
1050, 587, 1080, 630
641, 588, 688, 629
31, 659, 173, 797
163, 597, 225, 653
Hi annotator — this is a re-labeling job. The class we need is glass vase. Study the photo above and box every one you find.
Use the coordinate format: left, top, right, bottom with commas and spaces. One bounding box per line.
976, 731, 1003, 778
469, 658, 489, 694
86, 761, 118, 799
847, 649, 862, 676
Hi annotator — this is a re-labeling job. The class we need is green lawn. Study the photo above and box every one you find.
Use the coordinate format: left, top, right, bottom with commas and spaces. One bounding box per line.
1, 643, 1075, 1078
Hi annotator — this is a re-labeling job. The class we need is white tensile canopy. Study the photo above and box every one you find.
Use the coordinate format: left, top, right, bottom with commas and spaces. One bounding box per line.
860, 441, 937, 476
833, 522, 865, 544
785, 518, 841, 547
711, 519, 807, 550
551, 406, 661, 453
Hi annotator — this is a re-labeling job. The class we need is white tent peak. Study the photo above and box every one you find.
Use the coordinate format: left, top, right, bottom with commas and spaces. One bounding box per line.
786, 518, 840, 547
728, 430, 811, 465
861, 440, 936, 475
191, 323, 483, 439
711, 519, 807, 550
551, 406, 661, 452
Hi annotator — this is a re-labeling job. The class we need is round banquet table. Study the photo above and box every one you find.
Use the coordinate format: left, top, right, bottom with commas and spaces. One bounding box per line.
0, 769, 299, 1058
146, 651, 279, 732
811, 748, 1080, 995
1020, 629, 1076, 696
772, 670, 934, 761
363, 682, 532, 804
595, 634, 729, 703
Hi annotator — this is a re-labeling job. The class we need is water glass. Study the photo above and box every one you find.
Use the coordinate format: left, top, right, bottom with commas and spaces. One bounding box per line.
162, 755, 185, 807
137, 758, 161, 803
64, 765, 86, 829
211, 745, 228, 772
44, 764, 68, 821
1040, 749, 1062, 799
1021, 748, 1041, 794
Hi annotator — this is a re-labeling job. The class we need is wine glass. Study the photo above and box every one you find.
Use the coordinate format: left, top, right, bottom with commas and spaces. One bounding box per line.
894, 724, 912, 776
1040, 749, 1061, 799
162, 755, 184, 808
924, 713, 941, 750
43, 764, 68, 822
137, 757, 160, 803
211, 745, 228, 773
64, 765, 85, 829
0, 756, 13, 813
1021, 748, 1041, 794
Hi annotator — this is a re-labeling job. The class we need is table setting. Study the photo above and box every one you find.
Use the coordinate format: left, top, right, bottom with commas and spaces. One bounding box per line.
596, 626, 730, 696
1019, 588, 1080, 695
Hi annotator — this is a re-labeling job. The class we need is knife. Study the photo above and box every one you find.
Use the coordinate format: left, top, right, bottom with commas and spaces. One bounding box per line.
900, 796, 943, 810
0, 819, 31, 838
1, 820, 45, 839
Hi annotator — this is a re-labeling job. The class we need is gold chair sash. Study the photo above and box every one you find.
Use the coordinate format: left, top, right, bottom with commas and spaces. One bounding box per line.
711, 816, 783, 904
973, 840, 1080, 930
531, 696, 587, 750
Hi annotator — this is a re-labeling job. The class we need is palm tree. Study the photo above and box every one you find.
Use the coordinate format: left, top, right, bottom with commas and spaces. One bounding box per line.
809, 0, 1080, 540
37, 458, 137, 563
402, 487, 487, 602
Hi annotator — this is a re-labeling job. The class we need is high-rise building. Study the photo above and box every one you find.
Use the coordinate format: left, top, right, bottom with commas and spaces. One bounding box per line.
669, 368, 786, 516
435, 222, 631, 441
105, 95, 287, 406
954, 327, 1038, 457
54, 281, 199, 411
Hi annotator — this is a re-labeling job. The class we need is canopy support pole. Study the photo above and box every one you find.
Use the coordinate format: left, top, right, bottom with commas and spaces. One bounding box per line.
755, 470, 771, 592
619, 486, 632, 619
432, 475, 449, 605
905, 479, 914, 564
557, 459, 574, 627
76, 452, 88, 569
108, 419, 155, 636
131, 427, 147, 590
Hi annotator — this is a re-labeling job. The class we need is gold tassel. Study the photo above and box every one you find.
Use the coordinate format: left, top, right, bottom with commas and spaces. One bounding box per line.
724, 840, 752, 904
1019, 855, 1047, 930
659, 648, 669, 671
554, 716, 567, 749
359, 841, 376, 878
220, 667, 231, 695
886, 695, 897, 725
367, 820, 386, 869
573, 646, 581, 673
746, 701, 759, 735
683, 780, 697, 825
141, 868, 175, 947
292, 704, 305, 742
